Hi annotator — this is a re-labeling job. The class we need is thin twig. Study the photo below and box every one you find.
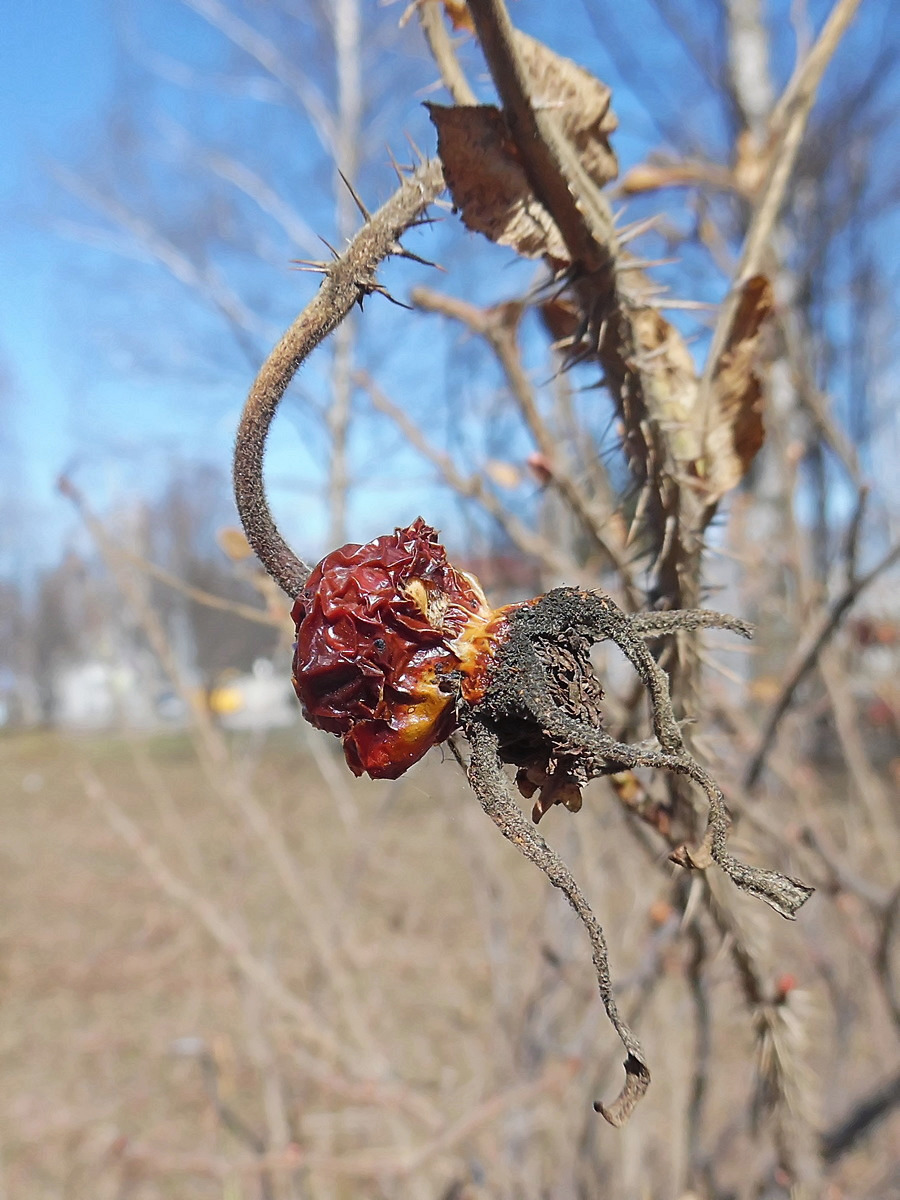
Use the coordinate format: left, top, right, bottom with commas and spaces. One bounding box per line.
744, 538, 900, 789
685, 923, 712, 1188
119, 1057, 575, 1180
417, 0, 477, 105
61, 477, 405, 1082
820, 1068, 900, 1163
118, 546, 282, 627
412, 287, 641, 603
359, 369, 580, 579
83, 769, 347, 1064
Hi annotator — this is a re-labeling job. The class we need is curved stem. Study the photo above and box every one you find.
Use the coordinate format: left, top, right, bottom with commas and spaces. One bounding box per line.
233, 157, 445, 597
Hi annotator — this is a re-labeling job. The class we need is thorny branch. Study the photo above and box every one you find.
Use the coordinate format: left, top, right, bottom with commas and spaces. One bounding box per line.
233, 156, 445, 597
463, 0, 692, 607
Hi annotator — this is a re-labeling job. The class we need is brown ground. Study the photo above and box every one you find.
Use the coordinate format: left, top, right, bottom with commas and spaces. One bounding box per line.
0, 729, 896, 1198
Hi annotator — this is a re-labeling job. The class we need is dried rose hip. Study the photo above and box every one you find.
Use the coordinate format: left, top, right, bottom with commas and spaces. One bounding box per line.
291, 518, 512, 778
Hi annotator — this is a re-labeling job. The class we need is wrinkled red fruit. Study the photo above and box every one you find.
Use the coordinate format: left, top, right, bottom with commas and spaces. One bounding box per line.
291, 518, 513, 778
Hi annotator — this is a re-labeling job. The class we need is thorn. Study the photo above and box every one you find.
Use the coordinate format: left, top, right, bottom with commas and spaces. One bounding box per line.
369, 282, 414, 310
572, 310, 591, 346
618, 257, 679, 272
573, 375, 608, 392
557, 342, 595, 372
616, 214, 662, 244
407, 215, 442, 228
357, 275, 414, 310
337, 168, 371, 221
404, 132, 427, 164
316, 234, 341, 259
386, 145, 407, 185
290, 257, 331, 275
389, 242, 445, 270
532, 271, 573, 309
374, 282, 415, 309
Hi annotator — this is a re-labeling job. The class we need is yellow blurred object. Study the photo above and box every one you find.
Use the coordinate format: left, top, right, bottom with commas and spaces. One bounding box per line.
217, 526, 254, 561
749, 676, 782, 703
209, 686, 243, 715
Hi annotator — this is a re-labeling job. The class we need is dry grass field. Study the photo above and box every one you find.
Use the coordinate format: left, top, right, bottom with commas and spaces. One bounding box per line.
1, 725, 896, 1199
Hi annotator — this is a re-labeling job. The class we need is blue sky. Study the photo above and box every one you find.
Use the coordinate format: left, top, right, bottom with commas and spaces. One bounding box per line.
1, 0, 896, 586
1, 1, 116, 571
0, 0, 733, 580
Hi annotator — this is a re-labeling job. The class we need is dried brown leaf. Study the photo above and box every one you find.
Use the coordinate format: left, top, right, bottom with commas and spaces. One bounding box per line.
427, 103, 570, 260
512, 31, 618, 189
427, 36, 617, 263
631, 307, 701, 467
703, 275, 774, 502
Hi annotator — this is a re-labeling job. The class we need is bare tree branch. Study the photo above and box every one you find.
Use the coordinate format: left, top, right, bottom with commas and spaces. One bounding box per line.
744, 537, 900, 789
417, 0, 477, 105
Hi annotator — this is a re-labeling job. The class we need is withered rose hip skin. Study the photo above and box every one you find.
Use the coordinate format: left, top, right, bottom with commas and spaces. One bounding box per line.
291, 517, 517, 779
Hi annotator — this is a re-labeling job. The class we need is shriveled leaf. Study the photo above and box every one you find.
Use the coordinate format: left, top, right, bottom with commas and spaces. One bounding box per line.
427, 103, 569, 260
703, 275, 774, 502
631, 306, 701, 467
427, 38, 617, 263
513, 31, 618, 189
